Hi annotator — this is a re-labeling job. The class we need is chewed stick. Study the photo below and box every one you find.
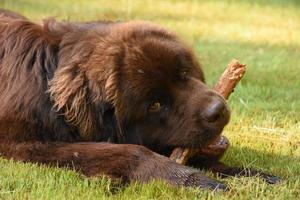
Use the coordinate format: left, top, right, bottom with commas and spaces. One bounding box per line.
170, 59, 246, 165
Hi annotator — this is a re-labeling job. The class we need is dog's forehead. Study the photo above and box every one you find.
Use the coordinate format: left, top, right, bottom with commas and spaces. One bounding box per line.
120, 51, 194, 101
118, 31, 204, 98
124, 39, 193, 78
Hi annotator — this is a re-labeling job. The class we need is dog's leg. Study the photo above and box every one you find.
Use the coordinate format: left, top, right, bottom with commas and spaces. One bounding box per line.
0, 142, 227, 190
188, 158, 281, 184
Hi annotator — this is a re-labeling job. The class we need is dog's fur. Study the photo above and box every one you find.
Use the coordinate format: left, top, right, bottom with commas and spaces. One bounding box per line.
0, 9, 279, 190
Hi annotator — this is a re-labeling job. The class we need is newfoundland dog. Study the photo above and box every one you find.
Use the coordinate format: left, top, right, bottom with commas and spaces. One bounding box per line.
0, 9, 279, 190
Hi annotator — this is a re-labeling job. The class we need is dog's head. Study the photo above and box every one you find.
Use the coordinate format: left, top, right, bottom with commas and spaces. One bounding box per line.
49, 21, 230, 151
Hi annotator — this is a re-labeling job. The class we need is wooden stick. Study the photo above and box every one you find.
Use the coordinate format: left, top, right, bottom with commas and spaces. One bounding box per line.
212, 59, 246, 99
170, 59, 246, 165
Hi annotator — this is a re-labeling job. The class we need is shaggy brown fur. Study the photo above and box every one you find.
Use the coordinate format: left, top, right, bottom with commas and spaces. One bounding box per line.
0, 9, 279, 190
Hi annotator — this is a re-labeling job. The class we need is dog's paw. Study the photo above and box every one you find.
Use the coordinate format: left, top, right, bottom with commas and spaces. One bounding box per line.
261, 173, 281, 184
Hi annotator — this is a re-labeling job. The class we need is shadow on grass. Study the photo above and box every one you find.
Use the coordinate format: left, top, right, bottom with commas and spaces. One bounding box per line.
220, 145, 300, 179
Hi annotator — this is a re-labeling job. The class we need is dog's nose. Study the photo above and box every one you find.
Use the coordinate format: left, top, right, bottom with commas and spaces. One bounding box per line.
203, 98, 228, 123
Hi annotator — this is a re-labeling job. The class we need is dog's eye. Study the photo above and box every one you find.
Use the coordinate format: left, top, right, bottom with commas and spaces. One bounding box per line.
181, 71, 187, 76
148, 101, 161, 112
179, 69, 188, 79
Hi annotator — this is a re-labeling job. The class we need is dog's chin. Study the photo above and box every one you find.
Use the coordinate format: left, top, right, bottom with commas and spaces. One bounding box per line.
183, 127, 225, 149
162, 125, 226, 152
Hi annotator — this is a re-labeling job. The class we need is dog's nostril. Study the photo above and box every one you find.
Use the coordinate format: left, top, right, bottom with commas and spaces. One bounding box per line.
204, 99, 226, 123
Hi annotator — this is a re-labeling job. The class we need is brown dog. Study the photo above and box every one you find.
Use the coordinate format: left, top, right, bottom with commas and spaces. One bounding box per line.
0, 9, 279, 190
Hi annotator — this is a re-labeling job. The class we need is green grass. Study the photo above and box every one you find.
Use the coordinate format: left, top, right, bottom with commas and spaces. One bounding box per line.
0, 0, 299, 199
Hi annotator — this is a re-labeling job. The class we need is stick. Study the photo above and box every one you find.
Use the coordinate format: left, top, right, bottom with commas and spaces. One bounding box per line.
170, 59, 246, 165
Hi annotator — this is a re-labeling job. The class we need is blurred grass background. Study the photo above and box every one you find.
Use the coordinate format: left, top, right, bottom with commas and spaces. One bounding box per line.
0, 0, 299, 199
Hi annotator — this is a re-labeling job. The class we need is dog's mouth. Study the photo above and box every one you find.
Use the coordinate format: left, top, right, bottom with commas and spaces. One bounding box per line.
164, 135, 229, 160
191, 135, 230, 160
167, 135, 229, 159
195, 124, 227, 149
200, 135, 229, 156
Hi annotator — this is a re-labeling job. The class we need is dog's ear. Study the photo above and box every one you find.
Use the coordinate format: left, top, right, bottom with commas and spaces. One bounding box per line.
96, 101, 125, 143
103, 67, 126, 143
48, 40, 96, 140
49, 37, 126, 142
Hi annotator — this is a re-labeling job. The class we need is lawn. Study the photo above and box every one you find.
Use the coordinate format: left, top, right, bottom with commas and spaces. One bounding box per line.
0, 0, 299, 199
